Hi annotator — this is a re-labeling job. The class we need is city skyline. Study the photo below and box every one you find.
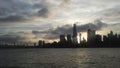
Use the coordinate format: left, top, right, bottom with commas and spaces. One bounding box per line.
0, 0, 120, 43
0, 23, 120, 48
0, 1, 120, 68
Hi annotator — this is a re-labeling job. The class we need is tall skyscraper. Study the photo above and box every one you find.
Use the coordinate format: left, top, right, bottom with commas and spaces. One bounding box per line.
72, 24, 78, 44
73, 24, 77, 36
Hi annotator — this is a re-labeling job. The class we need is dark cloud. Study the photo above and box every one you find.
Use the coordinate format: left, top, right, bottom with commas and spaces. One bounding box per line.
0, 0, 119, 43
0, 0, 50, 22
38, 7, 49, 18
50, 20, 106, 34
32, 30, 45, 34
96, 7, 120, 23
0, 34, 24, 42
100, 7, 120, 18
0, 32, 38, 43
0, 20, 120, 42
0, 15, 26, 22
32, 20, 107, 39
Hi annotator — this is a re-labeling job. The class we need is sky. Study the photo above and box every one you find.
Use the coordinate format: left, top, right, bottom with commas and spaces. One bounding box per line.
0, 0, 120, 43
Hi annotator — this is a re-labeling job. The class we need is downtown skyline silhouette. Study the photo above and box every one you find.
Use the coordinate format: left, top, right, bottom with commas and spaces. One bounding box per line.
0, 23, 120, 48
0, 1, 120, 68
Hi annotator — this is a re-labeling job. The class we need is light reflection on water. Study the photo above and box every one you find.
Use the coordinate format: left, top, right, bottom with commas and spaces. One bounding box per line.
0, 48, 120, 68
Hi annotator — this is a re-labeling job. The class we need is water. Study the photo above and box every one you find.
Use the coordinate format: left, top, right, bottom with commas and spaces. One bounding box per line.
0, 48, 120, 68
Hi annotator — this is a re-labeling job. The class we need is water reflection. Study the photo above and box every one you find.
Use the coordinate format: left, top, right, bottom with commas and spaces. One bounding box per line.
76, 48, 120, 68
0, 48, 120, 68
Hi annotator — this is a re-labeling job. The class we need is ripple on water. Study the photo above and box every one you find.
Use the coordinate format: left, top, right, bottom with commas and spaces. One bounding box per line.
0, 48, 120, 68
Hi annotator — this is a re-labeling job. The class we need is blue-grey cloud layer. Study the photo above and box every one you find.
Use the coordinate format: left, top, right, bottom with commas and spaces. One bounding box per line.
0, 0, 50, 22
0, 0, 120, 23
0, 0, 120, 42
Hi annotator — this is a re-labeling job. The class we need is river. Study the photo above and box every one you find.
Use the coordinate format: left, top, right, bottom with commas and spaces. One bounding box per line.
0, 48, 120, 68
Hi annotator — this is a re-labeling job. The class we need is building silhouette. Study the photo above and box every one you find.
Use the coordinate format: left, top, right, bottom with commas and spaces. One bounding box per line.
79, 33, 82, 43
87, 29, 96, 43
72, 24, 78, 44
60, 35, 66, 42
73, 24, 77, 36
95, 34, 102, 46
67, 34, 72, 42
38, 40, 45, 47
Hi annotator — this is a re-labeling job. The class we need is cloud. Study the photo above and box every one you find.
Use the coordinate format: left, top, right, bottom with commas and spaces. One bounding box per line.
0, 0, 120, 42
37, 7, 49, 18
0, 31, 38, 43
0, 0, 119, 24
0, 34, 21, 42
0, 20, 120, 43
31, 20, 107, 40
39, 21, 120, 40
0, 0, 50, 22
0, 15, 26, 22
103, 23, 120, 34
95, 6, 120, 23
0, 20, 105, 42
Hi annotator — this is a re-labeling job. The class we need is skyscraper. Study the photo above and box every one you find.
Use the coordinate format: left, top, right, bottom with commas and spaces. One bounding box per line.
38, 40, 45, 46
73, 24, 77, 36
72, 24, 78, 44
79, 33, 82, 43
60, 35, 66, 42
87, 29, 96, 43
67, 34, 72, 42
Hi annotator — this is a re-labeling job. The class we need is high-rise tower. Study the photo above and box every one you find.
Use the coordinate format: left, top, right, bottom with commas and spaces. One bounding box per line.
60, 35, 66, 42
73, 24, 77, 36
87, 29, 96, 43
73, 24, 78, 44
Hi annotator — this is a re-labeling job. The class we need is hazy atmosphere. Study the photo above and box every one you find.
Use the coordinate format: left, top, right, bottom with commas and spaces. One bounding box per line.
0, 0, 120, 42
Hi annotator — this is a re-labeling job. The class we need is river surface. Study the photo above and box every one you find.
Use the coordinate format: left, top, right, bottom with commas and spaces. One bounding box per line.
0, 48, 120, 68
